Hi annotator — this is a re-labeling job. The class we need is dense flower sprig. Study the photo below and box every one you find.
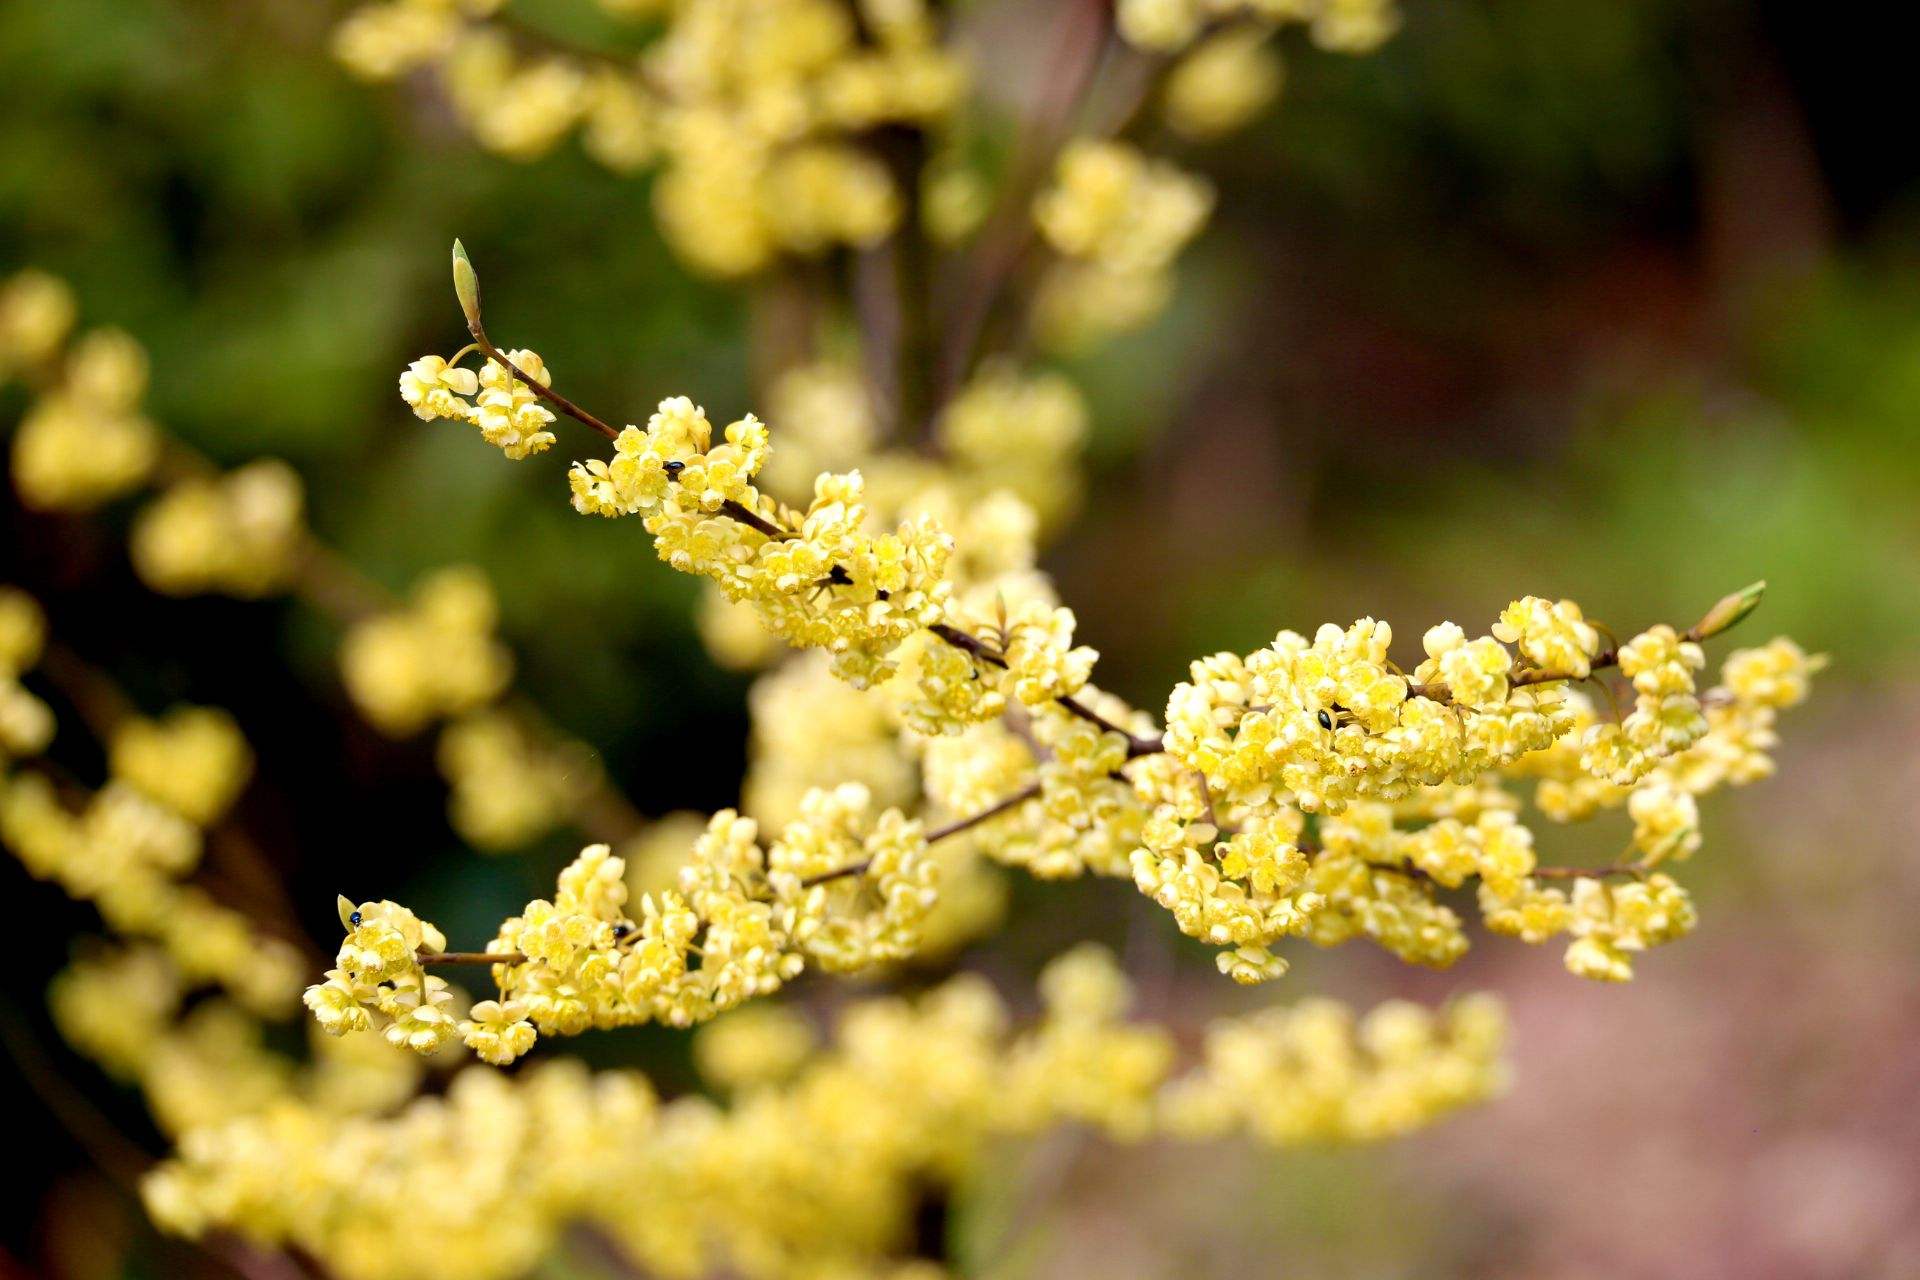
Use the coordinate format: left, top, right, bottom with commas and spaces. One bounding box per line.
368, 250, 1818, 1028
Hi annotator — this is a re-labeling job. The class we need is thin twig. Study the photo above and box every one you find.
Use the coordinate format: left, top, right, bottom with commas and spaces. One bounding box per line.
467, 322, 620, 442
419, 950, 525, 967
797, 779, 1044, 888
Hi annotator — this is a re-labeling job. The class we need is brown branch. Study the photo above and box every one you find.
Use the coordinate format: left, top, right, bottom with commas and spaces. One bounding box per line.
798, 779, 1044, 888
467, 322, 620, 442
1532, 863, 1645, 881
926, 623, 1162, 757
719, 497, 793, 541
1406, 585, 1764, 705
419, 950, 524, 967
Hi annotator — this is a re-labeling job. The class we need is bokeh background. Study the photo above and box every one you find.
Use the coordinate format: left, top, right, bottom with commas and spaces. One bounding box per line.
3, 0, 1917, 1276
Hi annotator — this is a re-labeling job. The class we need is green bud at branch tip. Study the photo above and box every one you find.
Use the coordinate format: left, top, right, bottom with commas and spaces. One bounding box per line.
452, 239, 482, 331
1692, 579, 1766, 640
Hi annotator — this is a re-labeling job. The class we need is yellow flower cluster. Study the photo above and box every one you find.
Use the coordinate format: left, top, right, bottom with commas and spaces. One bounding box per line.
130, 460, 306, 597
157, 947, 1505, 1280
336, 0, 963, 275
0, 268, 78, 377
311, 795, 937, 1059
2, 270, 159, 511
570, 396, 952, 687
339, 565, 513, 735
400, 349, 558, 459
1163, 26, 1285, 139
1165, 617, 1576, 814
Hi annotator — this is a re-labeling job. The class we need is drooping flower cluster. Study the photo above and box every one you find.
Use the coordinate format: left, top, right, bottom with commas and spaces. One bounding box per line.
153, 947, 1506, 1280
401, 349, 558, 458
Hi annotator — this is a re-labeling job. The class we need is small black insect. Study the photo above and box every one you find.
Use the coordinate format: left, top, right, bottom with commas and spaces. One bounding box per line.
612, 922, 632, 940
663, 459, 686, 479
349, 910, 363, 926
1317, 710, 1334, 731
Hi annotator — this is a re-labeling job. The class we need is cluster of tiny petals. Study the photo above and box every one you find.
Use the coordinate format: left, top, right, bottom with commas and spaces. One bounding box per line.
569, 397, 767, 517
767, 783, 938, 973
1562, 874, 1697, 982
304, 897, 467, 1055
1580, 623, 1709, 786
1492, 595, 1602, 678
401, 350, 556, 458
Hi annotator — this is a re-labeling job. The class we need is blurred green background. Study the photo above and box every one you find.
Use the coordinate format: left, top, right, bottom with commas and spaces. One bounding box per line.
3, 0, 1916, 1276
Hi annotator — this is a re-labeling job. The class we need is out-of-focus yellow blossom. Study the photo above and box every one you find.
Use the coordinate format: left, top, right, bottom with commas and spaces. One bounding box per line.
130, 461, 305, 598
436, 709, 596, 849
49, 945, 183, 1082
1035, 140, 1213, 275
697, 583, 787, 669
339, 566, 513, 736
2, 771, 303, 1015
758, 360, 877, 500
1118, 0, 1400, 55
0, 676, 54, 760
11, 386, 160, 512
620, 811, 711, 899
1159, 993, 1505, 1143
934, 363, 1089, 526
0, 269, 77, 374
110, 706, 253, 827
0, 587, 52, 760
1027, 141, 1212, 349
156, 955, 1502, 1280
1722, 635, 1826, 708
1032, 257, 1177, 353
744, 652, 914, 828
693, 1002, 818, 1091
0, 586, 47, 676
1164, 25, 1285, 138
